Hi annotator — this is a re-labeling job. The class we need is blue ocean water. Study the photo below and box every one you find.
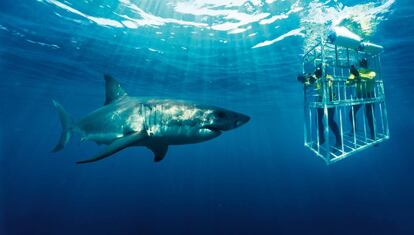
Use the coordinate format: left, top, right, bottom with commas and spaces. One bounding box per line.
1, 0, 414, 234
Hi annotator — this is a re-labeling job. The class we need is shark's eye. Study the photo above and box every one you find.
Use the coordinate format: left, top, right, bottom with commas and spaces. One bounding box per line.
216, 111, 226, 118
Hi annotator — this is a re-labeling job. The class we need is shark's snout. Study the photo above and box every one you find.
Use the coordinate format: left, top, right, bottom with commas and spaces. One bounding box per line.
207, 110, 250, 131
235, 114, 250, 127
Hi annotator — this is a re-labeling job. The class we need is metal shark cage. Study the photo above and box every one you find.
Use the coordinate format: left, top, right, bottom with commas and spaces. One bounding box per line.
302, 27, 390, 164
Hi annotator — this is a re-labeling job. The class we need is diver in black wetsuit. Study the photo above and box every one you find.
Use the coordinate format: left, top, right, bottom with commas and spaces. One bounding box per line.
298, 65, 342, 148
347, 59, 376, 140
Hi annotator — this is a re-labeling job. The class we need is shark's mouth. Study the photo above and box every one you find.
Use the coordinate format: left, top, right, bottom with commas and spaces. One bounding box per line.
202, 125, 222, 134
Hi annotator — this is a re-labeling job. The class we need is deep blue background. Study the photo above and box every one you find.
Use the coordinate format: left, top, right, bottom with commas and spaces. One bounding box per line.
1, 0, 414, 234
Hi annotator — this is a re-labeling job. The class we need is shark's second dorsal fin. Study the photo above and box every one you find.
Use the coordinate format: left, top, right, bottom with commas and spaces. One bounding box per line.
104, 74, 127, 105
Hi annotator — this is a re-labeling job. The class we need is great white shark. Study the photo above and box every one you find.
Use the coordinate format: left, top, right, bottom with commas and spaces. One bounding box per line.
52, 75, 250, 164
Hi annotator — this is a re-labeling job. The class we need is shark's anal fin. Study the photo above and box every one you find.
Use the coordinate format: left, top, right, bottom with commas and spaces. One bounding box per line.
146, 144, 168, 162
104, 74, 127, 105
77, 132, 146, 164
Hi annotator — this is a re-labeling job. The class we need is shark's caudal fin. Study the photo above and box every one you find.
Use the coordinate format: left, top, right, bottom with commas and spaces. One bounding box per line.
52, 100, 74, 152
104, 74, 128, 105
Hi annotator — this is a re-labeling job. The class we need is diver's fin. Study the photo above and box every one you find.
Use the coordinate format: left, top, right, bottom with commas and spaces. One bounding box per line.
146, 144, 168, 162
104, 74, 127, 105
52, 100, 74, 152
77, 132, 146, 164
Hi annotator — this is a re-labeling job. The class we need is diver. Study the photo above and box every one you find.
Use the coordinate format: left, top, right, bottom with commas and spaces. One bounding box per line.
347, 58, 376, 140
298, 65, 342, 148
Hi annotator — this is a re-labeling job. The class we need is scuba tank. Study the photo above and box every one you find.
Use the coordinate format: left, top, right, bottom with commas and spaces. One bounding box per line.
358, 42, 384, 55
327, 26, 362, 50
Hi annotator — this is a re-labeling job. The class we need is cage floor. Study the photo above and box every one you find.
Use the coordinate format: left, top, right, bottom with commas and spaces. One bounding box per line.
305, 131, 389, 164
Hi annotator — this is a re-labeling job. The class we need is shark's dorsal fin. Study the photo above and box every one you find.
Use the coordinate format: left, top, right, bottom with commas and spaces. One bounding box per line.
104, 74, 127, 105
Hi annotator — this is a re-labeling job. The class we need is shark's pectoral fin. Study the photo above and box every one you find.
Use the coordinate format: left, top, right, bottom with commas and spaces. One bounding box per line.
77, 132, 146, 164
146, 144, 168, 162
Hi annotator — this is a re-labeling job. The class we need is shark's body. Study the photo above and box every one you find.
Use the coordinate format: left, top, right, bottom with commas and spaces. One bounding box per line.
53, 75, 250, 164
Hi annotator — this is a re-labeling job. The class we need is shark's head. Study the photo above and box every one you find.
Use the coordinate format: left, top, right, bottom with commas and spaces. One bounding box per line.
202, 108, 250, 133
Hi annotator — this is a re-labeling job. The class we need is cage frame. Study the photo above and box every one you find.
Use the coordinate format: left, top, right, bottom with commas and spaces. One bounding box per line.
302, 38, 390, 165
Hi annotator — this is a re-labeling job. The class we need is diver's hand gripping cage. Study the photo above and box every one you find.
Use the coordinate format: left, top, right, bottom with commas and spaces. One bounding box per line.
302, 26, 390, 164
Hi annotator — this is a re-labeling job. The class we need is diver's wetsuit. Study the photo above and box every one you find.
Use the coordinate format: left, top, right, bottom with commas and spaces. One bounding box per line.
300, 68, 342, 147
348, 65, 376, 139
349, 92, 375, 139
317, 105, 341, 147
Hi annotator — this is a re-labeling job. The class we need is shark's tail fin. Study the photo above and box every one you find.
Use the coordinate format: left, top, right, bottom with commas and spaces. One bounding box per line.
52, 100, 74, 152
